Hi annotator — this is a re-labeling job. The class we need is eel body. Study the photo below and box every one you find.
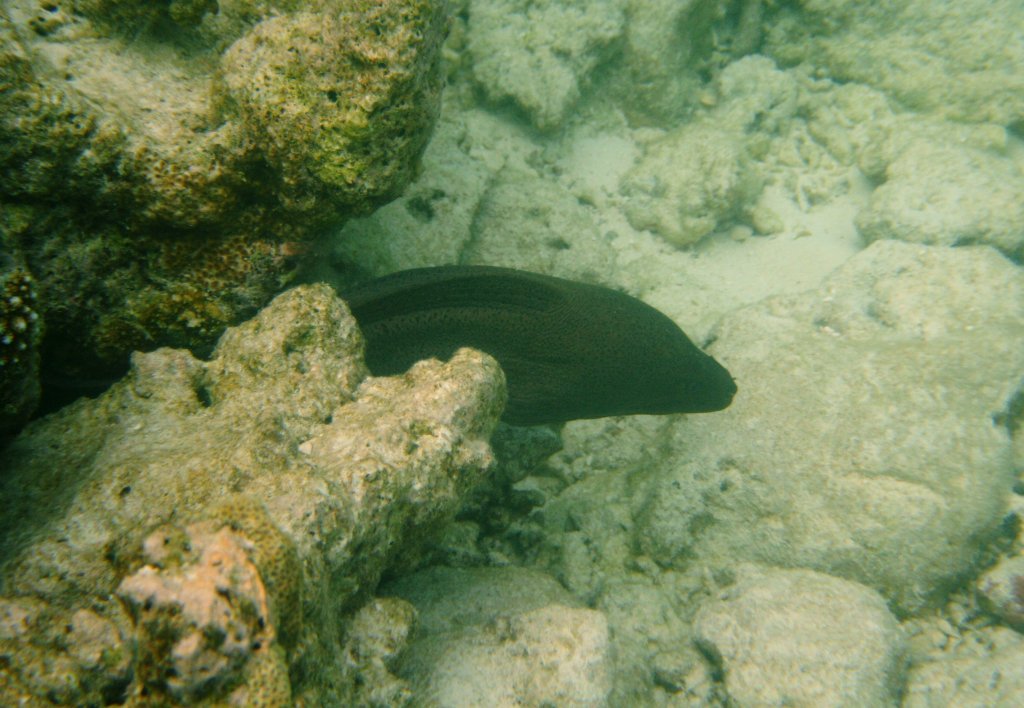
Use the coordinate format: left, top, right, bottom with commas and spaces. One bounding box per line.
343, 265, 736, 425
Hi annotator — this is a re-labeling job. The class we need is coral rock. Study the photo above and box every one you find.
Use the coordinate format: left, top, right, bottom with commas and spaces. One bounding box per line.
0, 283, 506, 703
467, 0, 624, 131
976, 553, 1024, 632
646, 241, 1024, 612
0, 0, 448, 390
694, 565, 906, 706
118, 522, 277, 703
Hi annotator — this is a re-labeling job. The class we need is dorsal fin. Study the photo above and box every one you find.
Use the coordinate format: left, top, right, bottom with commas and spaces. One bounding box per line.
343, 265, 565, 324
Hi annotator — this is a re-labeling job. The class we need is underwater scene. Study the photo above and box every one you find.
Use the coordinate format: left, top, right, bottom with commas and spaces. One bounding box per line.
1, 0, 1023, 705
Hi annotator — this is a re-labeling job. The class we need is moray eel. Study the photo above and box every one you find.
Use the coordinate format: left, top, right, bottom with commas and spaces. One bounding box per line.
343, 265, 736, 425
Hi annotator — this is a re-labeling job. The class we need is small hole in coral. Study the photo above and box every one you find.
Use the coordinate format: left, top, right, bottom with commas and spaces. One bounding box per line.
194, 383, 213, 408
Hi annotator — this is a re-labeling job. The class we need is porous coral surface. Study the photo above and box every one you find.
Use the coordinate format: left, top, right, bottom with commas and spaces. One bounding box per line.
0, 0, 448, 415
0, 283, 505, 704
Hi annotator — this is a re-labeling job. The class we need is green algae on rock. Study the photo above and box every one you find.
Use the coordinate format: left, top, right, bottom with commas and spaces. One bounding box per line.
0, 0, 448, 410
0, 283, 505, 704
70, 0, 219, 32
219, 1, 448, 215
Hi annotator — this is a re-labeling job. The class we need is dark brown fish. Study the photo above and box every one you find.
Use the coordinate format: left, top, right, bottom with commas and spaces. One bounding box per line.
343, 266, 736, 425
